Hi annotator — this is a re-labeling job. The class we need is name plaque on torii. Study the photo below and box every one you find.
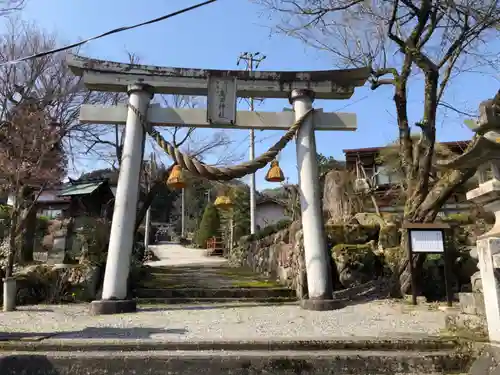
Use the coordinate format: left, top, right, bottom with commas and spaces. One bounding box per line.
66, 54, 370, 315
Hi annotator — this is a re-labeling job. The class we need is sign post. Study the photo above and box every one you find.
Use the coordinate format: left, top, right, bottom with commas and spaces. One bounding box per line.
403, 222, 453, 307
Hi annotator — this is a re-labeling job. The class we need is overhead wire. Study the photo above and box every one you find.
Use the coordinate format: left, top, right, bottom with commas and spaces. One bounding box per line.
0, 0, 218, 66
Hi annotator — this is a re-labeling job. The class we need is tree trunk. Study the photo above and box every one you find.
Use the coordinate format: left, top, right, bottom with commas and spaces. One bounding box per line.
133, 164, 175, 239
134, 181, 163, 235
19, 206, 36, 263
5, 207, 19, 278
396, 234, 427, 297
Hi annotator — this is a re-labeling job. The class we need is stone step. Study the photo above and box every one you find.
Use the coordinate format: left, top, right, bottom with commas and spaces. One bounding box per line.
135, 296, 298, 304
458, 292, 485, 316
445, 312, 488, 339
134, 287, 296, 299
0, 337, 464, 352
0, 349, 472, 374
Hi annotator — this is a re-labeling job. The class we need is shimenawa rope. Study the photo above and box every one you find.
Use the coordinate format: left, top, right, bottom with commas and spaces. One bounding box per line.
128, 103, 313, 181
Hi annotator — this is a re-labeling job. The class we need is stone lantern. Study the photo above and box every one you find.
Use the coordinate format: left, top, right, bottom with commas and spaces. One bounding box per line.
440, 91, 500, 341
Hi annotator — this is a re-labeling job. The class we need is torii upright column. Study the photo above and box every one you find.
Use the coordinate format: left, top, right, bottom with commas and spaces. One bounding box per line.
90, 83, 154, 315
290, 89, 340, 311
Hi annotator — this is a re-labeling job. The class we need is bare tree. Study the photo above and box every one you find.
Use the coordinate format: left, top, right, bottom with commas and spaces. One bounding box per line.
257, 0, 500, 294
0, 17, 118, 272
0, 17, 116, 167
0, 0, 24, 16
0, 101, 66, 275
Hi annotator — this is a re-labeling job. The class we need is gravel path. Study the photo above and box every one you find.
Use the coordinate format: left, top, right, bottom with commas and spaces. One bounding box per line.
0, 301, 448, 341
145, 243, 227, 268
0, 245, 449, 342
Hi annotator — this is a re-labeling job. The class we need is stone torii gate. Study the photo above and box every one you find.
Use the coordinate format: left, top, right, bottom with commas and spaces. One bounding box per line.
67, 55, 370, 314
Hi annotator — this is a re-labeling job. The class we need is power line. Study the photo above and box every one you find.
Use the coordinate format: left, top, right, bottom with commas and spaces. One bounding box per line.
0, 0, 218, 67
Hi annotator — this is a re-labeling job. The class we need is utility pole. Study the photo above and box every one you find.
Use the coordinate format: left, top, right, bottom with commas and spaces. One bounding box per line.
144, 152, 155, 249
237, 52, 266, 235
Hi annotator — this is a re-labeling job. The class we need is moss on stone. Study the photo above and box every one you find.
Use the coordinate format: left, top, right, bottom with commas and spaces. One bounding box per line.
331, 242, 375, 256
245, 219, 292, 242
382, 246, 403, 273
231, 280, 280, 288
215, 268, 262, 278
331, 242, 379, 282
325, 224, 380, 245
378, 224, 400, 249
441, 213, 475, 225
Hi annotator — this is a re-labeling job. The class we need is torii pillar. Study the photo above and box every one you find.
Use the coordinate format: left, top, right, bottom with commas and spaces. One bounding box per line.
91, 84, 154, 315
290, 89, 338, 309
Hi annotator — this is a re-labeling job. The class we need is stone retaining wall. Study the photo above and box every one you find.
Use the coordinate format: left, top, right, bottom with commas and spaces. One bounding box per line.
229, 219, 483, 299
229, 221, 307, 298
228, 222, 395, 297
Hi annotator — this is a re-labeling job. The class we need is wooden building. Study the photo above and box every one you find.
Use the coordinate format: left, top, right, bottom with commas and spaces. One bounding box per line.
58, 178, 115, 220
342, 140, 472, 214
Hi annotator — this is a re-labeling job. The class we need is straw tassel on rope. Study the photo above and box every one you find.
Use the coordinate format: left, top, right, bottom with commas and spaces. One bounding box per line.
166, 165, 186, 189
128, 103, 313, 181
265, 160, 285, 183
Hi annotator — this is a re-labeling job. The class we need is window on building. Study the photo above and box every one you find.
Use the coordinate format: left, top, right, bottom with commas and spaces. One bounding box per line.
39, 209, 62, 219
363, 167, 375, 179
376, 165, 402, 185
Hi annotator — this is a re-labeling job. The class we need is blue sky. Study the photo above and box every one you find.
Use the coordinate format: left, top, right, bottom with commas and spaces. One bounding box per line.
13, 0, 500, 190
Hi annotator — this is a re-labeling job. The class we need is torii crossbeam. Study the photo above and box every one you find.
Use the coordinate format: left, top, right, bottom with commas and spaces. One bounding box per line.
79, 104, 358, 131
67, 54, 369, 99
67, 54, 370, 315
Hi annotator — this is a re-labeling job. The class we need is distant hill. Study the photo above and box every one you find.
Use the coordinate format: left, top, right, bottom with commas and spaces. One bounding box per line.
260, 184, 297, 199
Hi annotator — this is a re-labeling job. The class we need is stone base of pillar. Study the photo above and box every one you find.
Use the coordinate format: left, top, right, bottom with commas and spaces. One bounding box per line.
3, 277, 17, 312
89, 299, 137, 315
300, 298, 346, 311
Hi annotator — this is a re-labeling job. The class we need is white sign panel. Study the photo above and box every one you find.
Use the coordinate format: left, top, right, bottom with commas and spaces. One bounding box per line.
207, 76, 237, 125
410, 230, 444, 253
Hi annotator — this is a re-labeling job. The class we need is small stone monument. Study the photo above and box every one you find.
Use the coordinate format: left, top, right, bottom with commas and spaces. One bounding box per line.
47, 218, 74, 265
46, 229, 67, 265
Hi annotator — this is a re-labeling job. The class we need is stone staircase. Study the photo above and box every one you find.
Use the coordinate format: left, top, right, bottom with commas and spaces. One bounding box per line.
0, 337, 475, 374
133, 264, 297, 304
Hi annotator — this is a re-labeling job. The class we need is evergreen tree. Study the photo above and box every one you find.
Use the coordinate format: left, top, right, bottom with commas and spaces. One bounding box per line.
195, 203, 220, 248
228, 186, 250, 242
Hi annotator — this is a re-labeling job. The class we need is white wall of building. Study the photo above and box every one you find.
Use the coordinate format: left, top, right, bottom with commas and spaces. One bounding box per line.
6, 191, 61, 206
255, 202, 289, 230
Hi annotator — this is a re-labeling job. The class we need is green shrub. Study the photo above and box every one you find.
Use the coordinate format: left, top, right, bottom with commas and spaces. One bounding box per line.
75, 217, 111, 265
0, 205, 11, 240
0, 204, 10, 221
36, 216, 50, 234
195, 203, 221, 248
